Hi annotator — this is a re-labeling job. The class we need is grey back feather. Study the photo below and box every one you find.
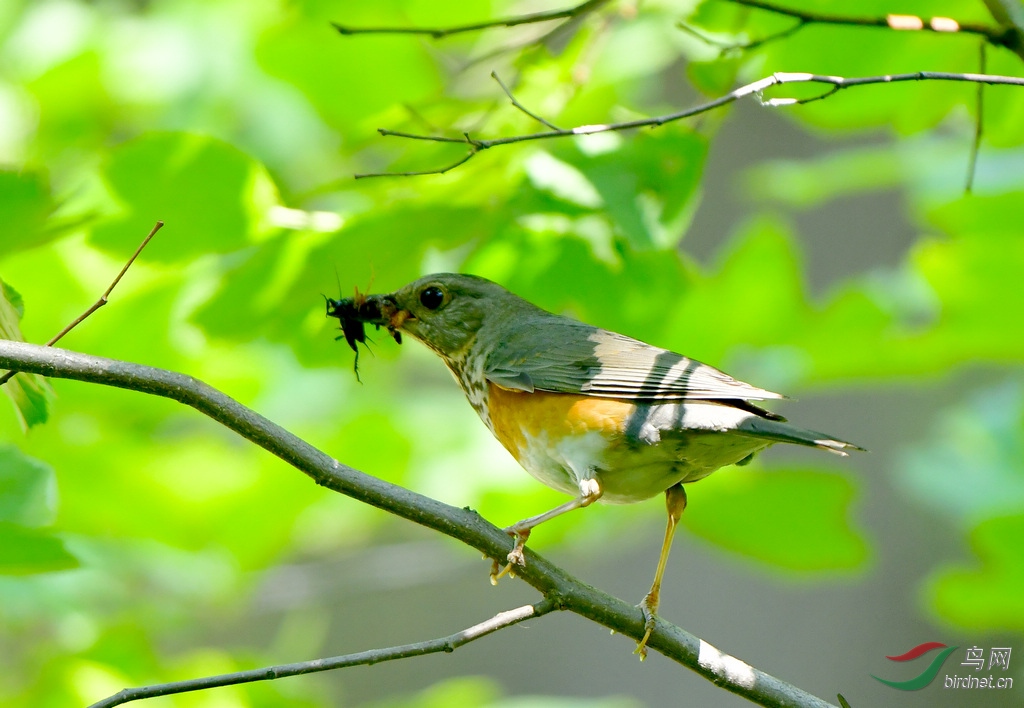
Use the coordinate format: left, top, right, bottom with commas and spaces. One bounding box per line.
482, 315, 783, 403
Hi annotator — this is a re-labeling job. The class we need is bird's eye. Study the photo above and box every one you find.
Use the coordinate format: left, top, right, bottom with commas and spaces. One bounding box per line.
419, 286, 444, 310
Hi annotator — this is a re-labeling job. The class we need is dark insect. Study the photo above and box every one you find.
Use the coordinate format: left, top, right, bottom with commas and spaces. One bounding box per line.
326, 286, 405, 381
326, 288, 376, 382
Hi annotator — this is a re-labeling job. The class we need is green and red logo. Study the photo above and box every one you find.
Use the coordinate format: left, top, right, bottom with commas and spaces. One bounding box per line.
872, 642, 959, 690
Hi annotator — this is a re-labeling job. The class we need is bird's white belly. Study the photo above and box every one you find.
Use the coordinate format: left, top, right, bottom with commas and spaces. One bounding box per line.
514, 427, 755, 504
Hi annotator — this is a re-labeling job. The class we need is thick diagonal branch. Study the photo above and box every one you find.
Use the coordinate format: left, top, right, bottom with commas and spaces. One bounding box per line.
0, 340, 837, 708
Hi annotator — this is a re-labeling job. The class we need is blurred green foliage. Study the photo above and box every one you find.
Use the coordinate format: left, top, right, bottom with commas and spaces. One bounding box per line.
0, 0, 1022, 705
0, 279, 52, 428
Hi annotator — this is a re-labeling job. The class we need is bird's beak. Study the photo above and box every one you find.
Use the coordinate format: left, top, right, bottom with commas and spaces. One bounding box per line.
377, 294, 414, 330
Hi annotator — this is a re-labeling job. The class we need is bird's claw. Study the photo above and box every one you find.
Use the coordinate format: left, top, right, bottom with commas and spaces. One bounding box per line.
489, 527, 529, 584
634, 594, 658, 661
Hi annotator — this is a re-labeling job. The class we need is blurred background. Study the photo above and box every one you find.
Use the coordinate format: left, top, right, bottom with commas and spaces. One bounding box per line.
1, 1, 1022, 706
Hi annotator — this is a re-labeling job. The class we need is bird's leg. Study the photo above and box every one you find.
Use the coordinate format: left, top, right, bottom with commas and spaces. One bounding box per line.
490, 477, 602, 583
635, 483, 687, 660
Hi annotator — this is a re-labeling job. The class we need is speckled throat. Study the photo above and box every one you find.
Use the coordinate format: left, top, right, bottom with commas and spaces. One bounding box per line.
441, 345, 494, 432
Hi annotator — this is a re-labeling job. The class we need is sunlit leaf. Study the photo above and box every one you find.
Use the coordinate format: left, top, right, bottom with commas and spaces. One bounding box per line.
0, 169, 57, 253
257, 14, 441, 130
0, 523, 78, 575
0, 446, 57, 527
90, 132, 278, 262
927, 513, 1024, 631
0, 278, 53, 429
685, 466, 867, 571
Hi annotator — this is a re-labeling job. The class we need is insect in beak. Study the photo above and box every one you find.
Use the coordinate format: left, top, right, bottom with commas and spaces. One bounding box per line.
326, 289, 406, 380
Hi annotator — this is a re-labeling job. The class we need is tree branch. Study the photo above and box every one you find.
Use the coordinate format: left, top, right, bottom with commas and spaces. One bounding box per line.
332, 0, 610, 40
89, 600, 559, 707
0, 340, 838, 708
357, 71, 1024, 178
722, 0, 1020, 54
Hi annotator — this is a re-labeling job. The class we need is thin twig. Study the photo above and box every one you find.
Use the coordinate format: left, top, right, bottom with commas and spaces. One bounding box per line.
88, 600, 558, 707
0, 221, 162, 387
678, 18, 805, 54
459, 6, 594, 71
358, 71, 1024, 178
727, 0, 1015, 49
492, 71, 562, 130
966, 42, 987, 193
332, 0, 609, 40
377, 129, 471, 144
355, 150, 478, 179
0, 340, 839, 708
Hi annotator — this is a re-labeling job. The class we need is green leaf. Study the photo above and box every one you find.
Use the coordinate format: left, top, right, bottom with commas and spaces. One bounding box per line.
463, 226, 699, 339
685, 466, 868, 572
523, 151, 603, 209
663, 216, 807, 365
257, 14, 441, 130
743, 147, 905, 208
0, 523, 79, 575
686, 58, 741, 96
0, 446, 57, 527
0, 169, 57, 254
27, 51, 112, 157
91, 132, 278, 262
0, 277, 52, 430
554, 131, 708, 250
927, 513, 1024, 631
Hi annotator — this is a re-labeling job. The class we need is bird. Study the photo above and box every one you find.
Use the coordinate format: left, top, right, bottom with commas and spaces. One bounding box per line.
326, 272, 862, 658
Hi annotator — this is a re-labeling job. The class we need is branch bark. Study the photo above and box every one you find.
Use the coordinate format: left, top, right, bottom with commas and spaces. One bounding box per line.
332, 0, 610, 40
356, 70, 1024, 178
89, 600, 558, 707
727, 0, 1018, 51
0, 340, 838, 708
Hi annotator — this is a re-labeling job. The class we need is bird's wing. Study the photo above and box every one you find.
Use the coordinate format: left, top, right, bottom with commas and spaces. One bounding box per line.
483, 318, 783, 402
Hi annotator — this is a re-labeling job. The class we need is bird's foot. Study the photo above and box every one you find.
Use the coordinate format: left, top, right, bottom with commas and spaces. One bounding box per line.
489, 526, 530, 585
634, 593, 659, 661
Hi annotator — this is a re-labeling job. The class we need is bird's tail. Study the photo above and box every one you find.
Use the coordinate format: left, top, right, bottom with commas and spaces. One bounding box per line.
738, 417, 865, 456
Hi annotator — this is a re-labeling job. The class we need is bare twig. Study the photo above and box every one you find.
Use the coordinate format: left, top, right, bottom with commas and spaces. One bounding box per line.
0, 340, 839, 708
491, 71, 562, 130
724, 0, 1018, 52
355, 150, 478, 179
458, 2, 603, 73
678, 17, 803, 54
332, 0, 609, 40
966, 42, 987, 193
0, 221, 162, 387
357, 71, 1024, 178
88, 600, 558, 707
